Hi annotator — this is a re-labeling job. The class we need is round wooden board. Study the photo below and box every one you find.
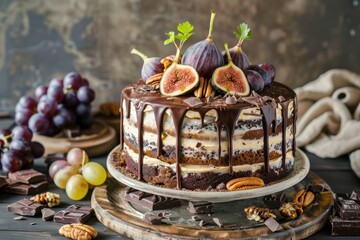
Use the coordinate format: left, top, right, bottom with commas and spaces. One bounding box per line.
32, 120, 117, 157
91, 172, 333, 240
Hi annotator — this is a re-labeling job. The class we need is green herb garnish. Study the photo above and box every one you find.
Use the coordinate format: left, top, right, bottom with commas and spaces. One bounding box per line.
234, 23, 251, 47
164, 21, 194, 63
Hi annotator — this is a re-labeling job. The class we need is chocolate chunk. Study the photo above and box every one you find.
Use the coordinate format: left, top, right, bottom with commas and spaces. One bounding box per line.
330, 214, 360, 236
306, 183, 330, 193
334, 197, 360, 220
0, 176, 8, 189
187, 201, 213, 214
8, 169, 47, 184
264, 217, 283, 232
225, 96, 237, 105
41, 208, 55, 221
53, 205, 94, 224
199, 220, 208, 227
4, 181, 49, 195
213, 217, 223, 228
263, 192, 286, 209
143, 212, 162, 225
183, 97, 204, 108
7, 198, 44, 216
122, 187, 181, 211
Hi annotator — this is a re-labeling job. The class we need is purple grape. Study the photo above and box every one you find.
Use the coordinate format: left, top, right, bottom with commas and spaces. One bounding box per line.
47, 85, 64, 103
63, 91, 79, 108
245, 70, 265, 92
77, 86, 95, 104
49, 78, 64, 88
20, 152, 34, 169
35, 85, 48, 100
28, 113, 50, 134
81, 78, 89, 87
37, 98, 57, 117
1, 150, 22, 173
29, 141, 45, 158
15, 109, 34, 126
259, 63, 276, 82
76, 103, 91, 117
53, 107, 74, 128
44, 121, 59, 136
63, 72, 82, 91
248, 65, 271, 87
18, 96, 37, 110
39, 95, 48, 102
12, 125, 33, 142
9, 139, 31, 155
0, 129, 12, 137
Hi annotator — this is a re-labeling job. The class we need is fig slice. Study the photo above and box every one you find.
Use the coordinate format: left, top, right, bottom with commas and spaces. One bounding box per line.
160, 62, 199, 96
211, 43, 250, 96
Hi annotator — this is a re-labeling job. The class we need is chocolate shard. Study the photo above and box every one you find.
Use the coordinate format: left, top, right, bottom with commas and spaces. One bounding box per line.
7, 198, 44, 216
263, 192, 286, 209
334, 195, 360, 220
187, 201, 213, 214
4, 181, 49, 195
122, 187, 181, 211
212, 217, 223, 228
143, 212, 162, 225
41, 208, 55, 221
8, 169, 47, 184
183, 97, 204, 108
264, 217, 283, 232
0, 176, 8, 189
330, 214, 360, 236
199, 220, 208, 227
53, 205, 94, 224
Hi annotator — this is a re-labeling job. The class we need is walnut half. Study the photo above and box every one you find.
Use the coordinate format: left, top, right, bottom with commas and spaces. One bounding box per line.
279, 202, 303, 219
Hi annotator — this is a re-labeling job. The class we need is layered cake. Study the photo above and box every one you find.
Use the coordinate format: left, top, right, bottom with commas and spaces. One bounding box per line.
112, 14, 297, 191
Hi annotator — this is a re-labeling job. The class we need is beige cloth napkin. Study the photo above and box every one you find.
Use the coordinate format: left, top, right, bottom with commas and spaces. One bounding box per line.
294, 69, 360, 176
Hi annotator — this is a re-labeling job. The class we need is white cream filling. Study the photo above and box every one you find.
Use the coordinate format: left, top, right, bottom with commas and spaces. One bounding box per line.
124, 144, 294, 176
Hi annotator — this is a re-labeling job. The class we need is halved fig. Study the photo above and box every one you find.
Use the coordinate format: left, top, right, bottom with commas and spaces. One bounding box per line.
211, 43, 250, 96
160, 63, 199, 96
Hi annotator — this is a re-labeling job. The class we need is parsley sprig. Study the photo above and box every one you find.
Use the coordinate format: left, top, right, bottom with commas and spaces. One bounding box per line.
234, 23, 251, 47
164, 21, 194, 63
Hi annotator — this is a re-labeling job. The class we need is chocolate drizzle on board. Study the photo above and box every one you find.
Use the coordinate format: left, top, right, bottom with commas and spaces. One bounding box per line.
119, 81, 297, 189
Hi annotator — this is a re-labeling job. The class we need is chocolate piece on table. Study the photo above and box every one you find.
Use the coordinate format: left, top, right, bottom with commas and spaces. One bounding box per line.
330, 214, 360, 236
7, 198, 44, 216
263, 192, 286, 209
199, 220, 208, 227
4, 181, 49, 195
143, 212, 162, 225
264, 217, 284, 232
187, 201, 213, 214
0, 176, 8, 189
8, 169, 47, 184
212, 217, 223, 228
53, 205, 94, 224
334, 196, 360, 220
41, 208, 56, 221
183, 97, 204, 108
122, 187, 181, 211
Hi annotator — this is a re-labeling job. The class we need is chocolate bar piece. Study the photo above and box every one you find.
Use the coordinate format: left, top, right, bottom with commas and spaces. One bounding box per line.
122, 187, 181, 211
143, 212, 162, 225
334, 197, 360, 220
0, 176, 8, 189
8, 169, 47, 184
330, 214, 360, 235
41, 208, 55, 221
53, 205, 94, 224
187, 201, 213, 214
183, 97, 204, 108
263, 192, 286, 209
4, 181, 49, 195
7, 198, 44, 216
264, 217, 283, 232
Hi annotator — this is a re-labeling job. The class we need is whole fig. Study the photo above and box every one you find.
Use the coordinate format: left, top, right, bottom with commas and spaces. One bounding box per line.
131, 48, 164, 82
259, 63, 276, 82
224, 23, 252, 70
181, 10, 224, 79
248, 65, 271, 87
245, 70, 264, 92
212, 43, 250, 96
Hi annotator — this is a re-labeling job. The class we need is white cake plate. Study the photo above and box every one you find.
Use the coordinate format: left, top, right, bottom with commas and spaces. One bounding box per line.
107, 146, 309, 203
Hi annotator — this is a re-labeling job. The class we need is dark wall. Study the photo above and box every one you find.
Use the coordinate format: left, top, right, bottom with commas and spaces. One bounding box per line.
0, 0, 359, 112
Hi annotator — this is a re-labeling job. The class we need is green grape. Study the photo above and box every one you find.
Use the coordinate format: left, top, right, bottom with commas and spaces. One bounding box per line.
54, 166, 77, 189
82, 162, 107, 186
66, 174, 89, 200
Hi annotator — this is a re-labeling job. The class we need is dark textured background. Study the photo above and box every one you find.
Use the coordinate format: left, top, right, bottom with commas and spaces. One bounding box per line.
0, 0, 359, 112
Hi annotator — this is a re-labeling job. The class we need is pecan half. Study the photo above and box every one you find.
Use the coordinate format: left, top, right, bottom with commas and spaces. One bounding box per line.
194, 77, 215, 98
59, 223, 97, 240
146, 72, 163, 89
292, 189, 315, 207
226, 177, 265, 191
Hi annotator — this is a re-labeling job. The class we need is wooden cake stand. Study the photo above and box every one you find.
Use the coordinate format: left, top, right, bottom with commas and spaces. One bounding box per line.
91, 148, 333, 239
32, 120, 117, 157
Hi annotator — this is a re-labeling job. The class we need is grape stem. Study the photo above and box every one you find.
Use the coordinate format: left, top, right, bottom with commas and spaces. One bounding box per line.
224, 43, 233, 64
131, 48, 149, 62
207, 10, 216, 41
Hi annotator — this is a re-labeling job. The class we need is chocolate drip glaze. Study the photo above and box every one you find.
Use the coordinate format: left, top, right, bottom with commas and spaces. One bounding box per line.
292, 97, 298, 157
119, 81, 297, 189
280, 101, 290, 168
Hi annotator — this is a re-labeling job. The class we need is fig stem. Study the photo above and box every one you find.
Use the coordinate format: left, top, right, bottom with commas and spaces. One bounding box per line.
224, 43, 233, 64
174, 48, 181, 64
131, 48, 149, 62
207, 10, 216, 41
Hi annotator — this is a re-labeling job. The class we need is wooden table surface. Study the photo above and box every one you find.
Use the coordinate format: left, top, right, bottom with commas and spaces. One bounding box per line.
1, 118, 360, 240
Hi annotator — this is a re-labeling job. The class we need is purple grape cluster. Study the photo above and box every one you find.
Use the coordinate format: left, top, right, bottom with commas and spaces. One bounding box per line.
0, 126, 45, 173
15, 72, 96, 136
